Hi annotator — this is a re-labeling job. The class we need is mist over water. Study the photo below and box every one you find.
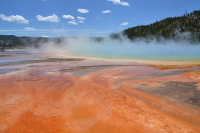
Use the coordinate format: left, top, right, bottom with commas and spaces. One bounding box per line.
40, 33, 200, 61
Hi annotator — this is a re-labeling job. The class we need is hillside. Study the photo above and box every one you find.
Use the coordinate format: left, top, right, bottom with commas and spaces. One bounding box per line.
123, 10, 200, 42
0, 35, 63, 48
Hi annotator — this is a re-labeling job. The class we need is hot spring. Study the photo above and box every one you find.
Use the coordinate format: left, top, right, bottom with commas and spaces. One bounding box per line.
42, 36, 200, 62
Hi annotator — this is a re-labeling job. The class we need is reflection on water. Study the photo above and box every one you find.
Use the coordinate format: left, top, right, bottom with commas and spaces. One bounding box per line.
0, 49, 43, 75
0, 49, 42, 64
0, 68, 21, 75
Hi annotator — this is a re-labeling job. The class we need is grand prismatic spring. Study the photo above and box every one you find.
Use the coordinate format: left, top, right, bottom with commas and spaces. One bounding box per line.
0, 38, 200, 133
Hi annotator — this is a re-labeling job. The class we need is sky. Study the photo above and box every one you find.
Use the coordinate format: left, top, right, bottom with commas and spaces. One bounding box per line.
0, 0, 200, 37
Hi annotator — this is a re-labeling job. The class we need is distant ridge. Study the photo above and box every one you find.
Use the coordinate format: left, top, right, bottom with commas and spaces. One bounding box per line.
122, 10, 200, 41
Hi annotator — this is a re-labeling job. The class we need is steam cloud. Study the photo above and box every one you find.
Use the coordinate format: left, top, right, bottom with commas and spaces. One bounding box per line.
39, 32, 200, 61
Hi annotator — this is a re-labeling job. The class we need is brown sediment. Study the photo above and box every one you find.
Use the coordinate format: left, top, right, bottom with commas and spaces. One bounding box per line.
149, 64, 199, 70
59, 65, 126, 77
0, 59, 200, 133
183, 70, 200, 80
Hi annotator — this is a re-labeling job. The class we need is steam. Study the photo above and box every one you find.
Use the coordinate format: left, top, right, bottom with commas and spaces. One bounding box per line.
39, 32, 200, 61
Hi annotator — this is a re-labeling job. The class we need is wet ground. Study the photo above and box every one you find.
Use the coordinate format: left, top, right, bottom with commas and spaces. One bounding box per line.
0, 49, 200, 133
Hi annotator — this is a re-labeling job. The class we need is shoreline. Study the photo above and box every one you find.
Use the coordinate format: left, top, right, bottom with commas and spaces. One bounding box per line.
59, 53, 200, 65
2, 49, 200, 66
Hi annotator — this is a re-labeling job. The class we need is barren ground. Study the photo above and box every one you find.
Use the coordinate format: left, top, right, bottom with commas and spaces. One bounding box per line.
0, 52, 200, 133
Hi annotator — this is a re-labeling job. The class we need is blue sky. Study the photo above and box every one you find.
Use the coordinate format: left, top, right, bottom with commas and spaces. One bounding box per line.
0, 0, 200, 37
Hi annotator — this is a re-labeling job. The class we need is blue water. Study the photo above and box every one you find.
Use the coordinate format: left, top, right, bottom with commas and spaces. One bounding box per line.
65, 42, 200, 62
1, 44, 200, 65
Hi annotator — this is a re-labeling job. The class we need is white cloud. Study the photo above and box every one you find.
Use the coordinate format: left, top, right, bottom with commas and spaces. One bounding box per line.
77, 16, 85, 20
0, 14, 29, 24
121, 2, 129, 6
68, 20, 78, 25
41, 35, 49, 37
102, 10, 111, 13
79, 21, 84, 23
62, 14, 75, 19
25, 27, 36, 30
36, 14, 60, 22
108, 0, 130, 6
121, 22, 129, 25
78, 9, 89, 13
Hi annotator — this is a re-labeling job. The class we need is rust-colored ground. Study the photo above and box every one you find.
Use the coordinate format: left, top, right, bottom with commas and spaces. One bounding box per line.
0, 59, 200, 133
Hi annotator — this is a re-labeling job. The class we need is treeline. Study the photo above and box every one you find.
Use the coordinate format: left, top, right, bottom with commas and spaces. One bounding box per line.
0, 35, 64, 48
122, 10, 200, 43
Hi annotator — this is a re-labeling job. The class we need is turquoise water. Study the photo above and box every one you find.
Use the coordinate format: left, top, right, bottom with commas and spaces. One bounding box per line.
65, 42, 200, 62
0, 46, 199, 65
